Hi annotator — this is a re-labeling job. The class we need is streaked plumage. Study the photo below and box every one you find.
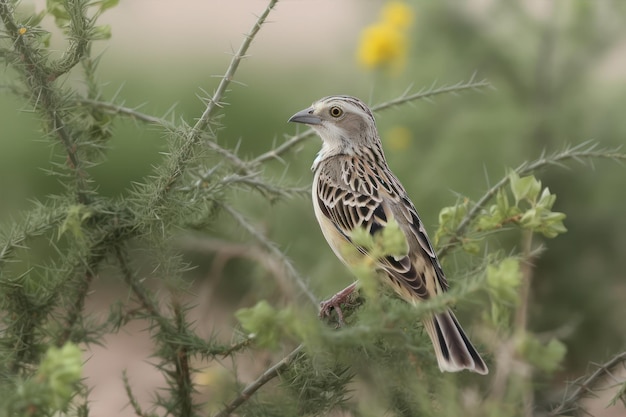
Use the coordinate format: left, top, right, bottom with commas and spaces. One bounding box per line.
288, 95, 488, 375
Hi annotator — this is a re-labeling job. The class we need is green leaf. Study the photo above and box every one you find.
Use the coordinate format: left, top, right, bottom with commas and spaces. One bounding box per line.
379, 217, 408, 258
58, 204, 93, 241
235, 301, 296, 349
509, 171, 541, 204
517, 334, 567, 373
537, 187, 557, 209
37, 343, 83, 410
435, 201, 467, 244
46, 0, 70, 28
91, 24, 112, 40
461, 239, 481, 255
97, 0, 120, 12
539, 211, 568, 238
486, 257, 522, 303
438, 202, 467, 231
350, 227, 375, 250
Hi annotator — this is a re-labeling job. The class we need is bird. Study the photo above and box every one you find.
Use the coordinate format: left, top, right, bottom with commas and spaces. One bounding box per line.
288, 95, 488, 375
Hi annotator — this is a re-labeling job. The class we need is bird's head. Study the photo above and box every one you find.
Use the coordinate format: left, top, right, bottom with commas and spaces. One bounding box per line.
288, 96, 379, 153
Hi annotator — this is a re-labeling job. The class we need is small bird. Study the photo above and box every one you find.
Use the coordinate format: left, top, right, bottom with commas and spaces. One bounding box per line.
288, 95, 488, 374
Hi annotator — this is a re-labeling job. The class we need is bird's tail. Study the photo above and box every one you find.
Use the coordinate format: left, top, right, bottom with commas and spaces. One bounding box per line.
423, 309, 488, 375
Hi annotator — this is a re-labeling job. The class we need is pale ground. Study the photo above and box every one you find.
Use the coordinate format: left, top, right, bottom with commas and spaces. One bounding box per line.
19, 0, 625, 415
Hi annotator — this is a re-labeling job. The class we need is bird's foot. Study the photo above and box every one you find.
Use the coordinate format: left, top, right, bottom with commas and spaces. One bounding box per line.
318, 282, 358, 327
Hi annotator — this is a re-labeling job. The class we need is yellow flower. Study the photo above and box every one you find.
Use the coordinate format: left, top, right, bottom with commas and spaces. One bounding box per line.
356, 1, 415, 74
381, 1, 415, 30
357, 22, 407, 72
385, 126, 412, 151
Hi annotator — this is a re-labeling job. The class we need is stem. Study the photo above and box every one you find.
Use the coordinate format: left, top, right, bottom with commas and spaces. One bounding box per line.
192, 0, 278, 135
214, 344, 304, 417
173, 300, 194, 417
252, 77, 491, 166
438, 142, 626, 259
0, 1, 91, 204
550, 351, 626, 416
76, 98, 176, 128
516, 229, 535, 417
221, 203, 318, 306
148, 0, 279, 208
515, 230, 534, 333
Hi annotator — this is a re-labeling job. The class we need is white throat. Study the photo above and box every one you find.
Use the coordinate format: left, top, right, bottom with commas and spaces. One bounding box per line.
310, 123, 356, 171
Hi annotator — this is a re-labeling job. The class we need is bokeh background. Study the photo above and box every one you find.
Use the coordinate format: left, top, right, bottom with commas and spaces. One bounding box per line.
1, 0, 626, 415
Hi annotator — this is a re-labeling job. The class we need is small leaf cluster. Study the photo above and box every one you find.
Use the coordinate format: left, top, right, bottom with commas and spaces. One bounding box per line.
436, 170, 567, 256
478, 171, 567, 239
2, 343, 82, 416
235, 301, 301, 349
343, 218, 409, 300
516, 334, 567, 373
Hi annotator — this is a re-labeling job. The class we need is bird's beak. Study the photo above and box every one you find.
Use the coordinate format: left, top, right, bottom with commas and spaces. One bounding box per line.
288, 107, 322, 125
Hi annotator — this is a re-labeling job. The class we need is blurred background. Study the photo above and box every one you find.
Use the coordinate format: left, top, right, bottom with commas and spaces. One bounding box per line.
1, 0, 626, 415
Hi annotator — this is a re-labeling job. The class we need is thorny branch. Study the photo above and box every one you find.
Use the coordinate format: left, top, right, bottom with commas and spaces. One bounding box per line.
148, 0, 279, 207
0, 1, 91, 204
221, 203, 318, 306
214, 344, 305, 417
78, 77, 492, 179
251, 77, 492, 167
438, 141, 626, 259
550, 351, 626, 416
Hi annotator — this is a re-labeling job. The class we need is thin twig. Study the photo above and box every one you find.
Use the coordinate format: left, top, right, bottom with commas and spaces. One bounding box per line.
191, 0, 278, 136
251, 77, 492, 166
172, 300, 194, 417
177, 235, 293, 300
516, 229, 536, 417
550, 351, 626, 416
148, 0, 278, 207
438, 141, 626, 258
114, 245, 175, 334
213, 344, 304, 417
76, 98, 176, 128
370, 75, 491, 113
221, 203, 318, 307
0, 1, 91, 205
77, 97, 254, 174
122, 370, 153, 417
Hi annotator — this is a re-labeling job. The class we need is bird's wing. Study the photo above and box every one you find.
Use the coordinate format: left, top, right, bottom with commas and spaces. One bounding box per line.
315, 156, 449, 301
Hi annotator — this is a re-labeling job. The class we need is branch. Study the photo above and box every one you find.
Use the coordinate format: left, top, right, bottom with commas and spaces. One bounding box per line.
251, 76, 492, 166
122, 370, 154, 417
76, 98, 177, 128
177, 235, 294, 300
0, 1, 91, 204
48, 0, 91, 79
192, 0, 278, 135
147, 0, 278, 208
76, 97, 254, 175
370, 75, 491, 113
213, 344, 304, 417
221, 203, 318, 307
550, 351, 626, 416
114, 245, 175, 334
438, 141, 626, 258
172, 300, 194, 417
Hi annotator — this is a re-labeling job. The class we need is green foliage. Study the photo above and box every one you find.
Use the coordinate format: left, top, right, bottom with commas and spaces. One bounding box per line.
236, 301, 298, 349
2, 343, 82, 416
486, 257, 522, 327
437, 171, 567, 258
516, 334, 567, 374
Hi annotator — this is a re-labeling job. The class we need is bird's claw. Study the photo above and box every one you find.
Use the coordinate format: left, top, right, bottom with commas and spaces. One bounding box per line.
319, 296, 347, 326
318, 282, 358, 327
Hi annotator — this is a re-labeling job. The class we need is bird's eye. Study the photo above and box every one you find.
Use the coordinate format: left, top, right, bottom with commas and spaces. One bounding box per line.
329, 106, 343, 118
